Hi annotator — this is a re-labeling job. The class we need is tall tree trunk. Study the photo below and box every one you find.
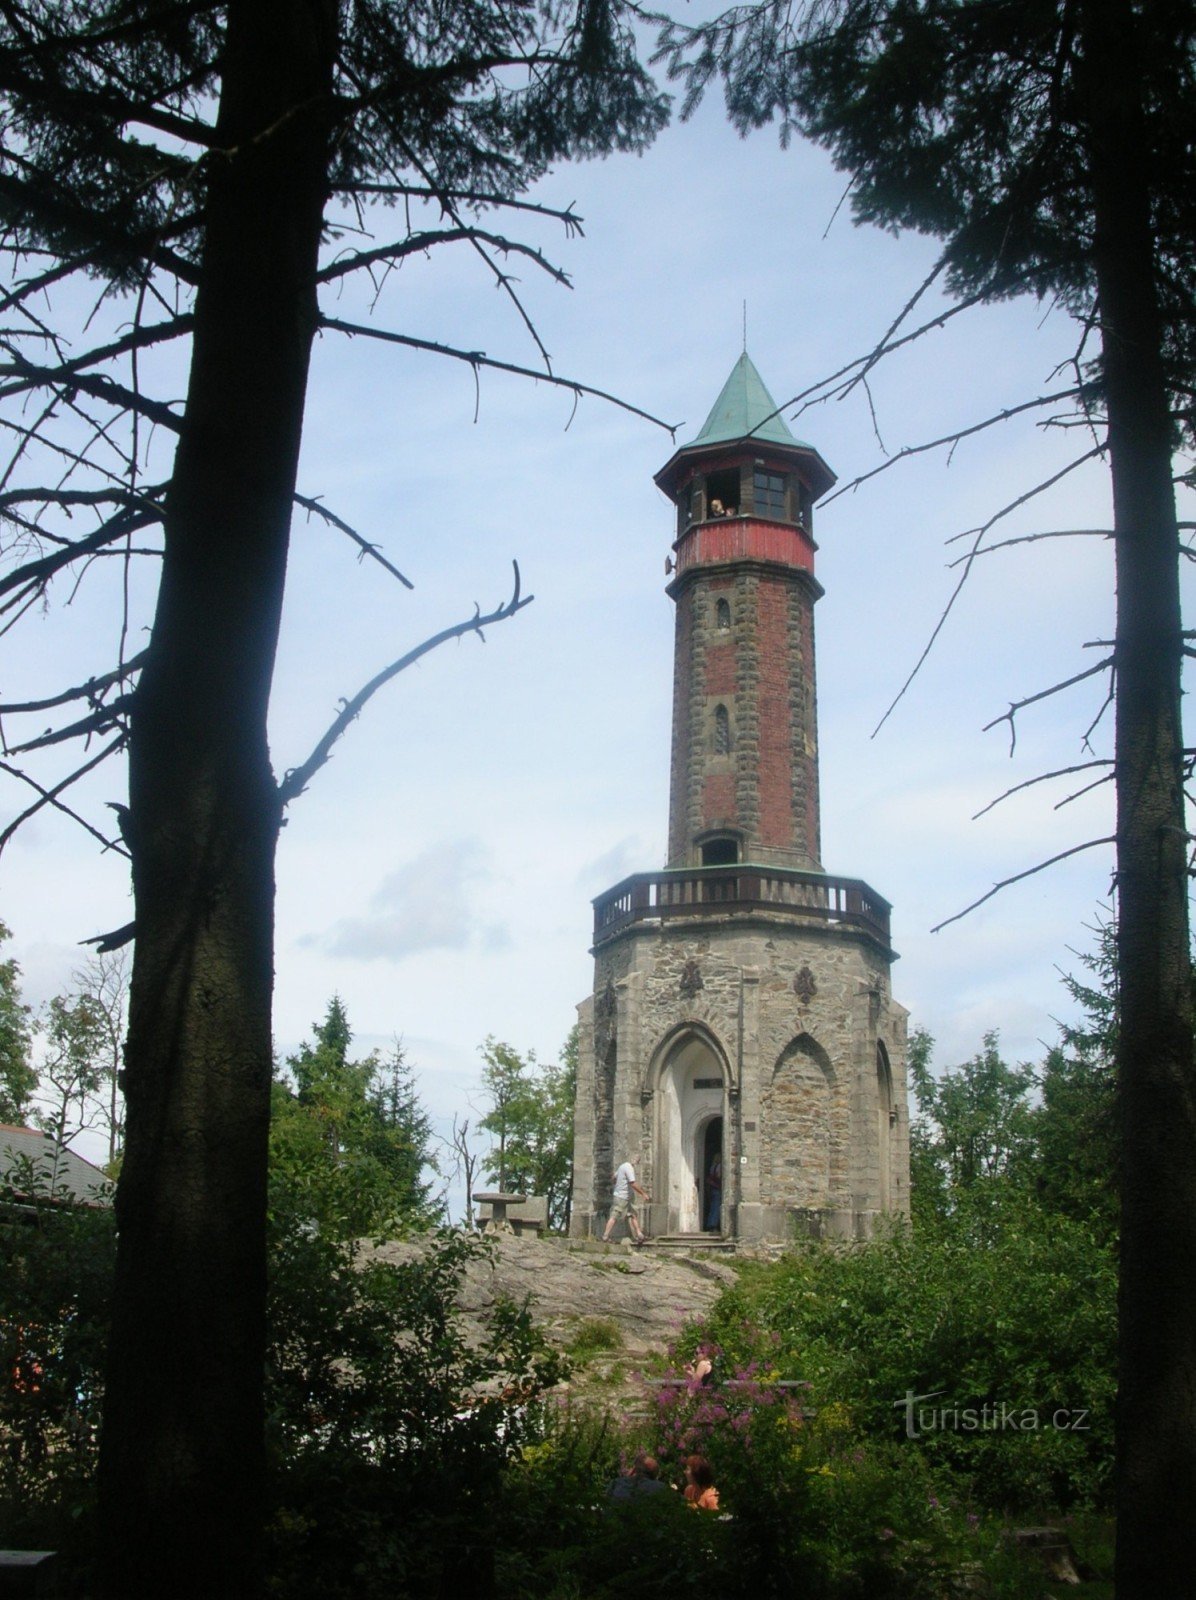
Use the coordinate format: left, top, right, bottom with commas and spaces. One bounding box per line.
1082, 4, 1196, 1592
97, 4, 337, 1595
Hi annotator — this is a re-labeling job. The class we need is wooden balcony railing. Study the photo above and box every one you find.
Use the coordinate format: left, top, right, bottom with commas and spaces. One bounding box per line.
593, 865, 891, 947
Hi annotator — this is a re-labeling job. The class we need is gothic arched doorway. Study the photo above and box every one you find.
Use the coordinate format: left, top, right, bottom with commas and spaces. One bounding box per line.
655, 1030, 727, 1234
698, 1115, 724, 1232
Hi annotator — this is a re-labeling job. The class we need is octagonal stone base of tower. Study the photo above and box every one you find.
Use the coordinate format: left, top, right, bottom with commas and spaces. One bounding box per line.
569, 879, 909, 1244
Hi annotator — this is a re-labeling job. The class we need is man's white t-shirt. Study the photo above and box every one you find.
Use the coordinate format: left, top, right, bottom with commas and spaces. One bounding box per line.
613, 1162, 635, 1201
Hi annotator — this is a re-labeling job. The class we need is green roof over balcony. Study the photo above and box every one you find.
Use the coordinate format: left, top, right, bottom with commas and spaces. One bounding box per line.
654, 352, 836, 503
689, 352, 808, 449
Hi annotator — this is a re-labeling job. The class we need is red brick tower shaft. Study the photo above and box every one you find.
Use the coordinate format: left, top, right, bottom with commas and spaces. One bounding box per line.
655, 354, 835, 873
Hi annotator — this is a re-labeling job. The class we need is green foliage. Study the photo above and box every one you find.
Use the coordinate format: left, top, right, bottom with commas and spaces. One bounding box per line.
3, 1192, 573, 1596
265, 1224, 567, 1598
501, 1381, 1044, 1599
0, 921, 36, 1124
0, 1168, 115, 1559
2, 0, 670, 290
692, 1214, 1116, 1512
565, 1317, 622, 1359
910, 952, 1122, 1248
1034, 924, 1119, 1244
34, 991, 105, 1151
909, 1028, 1038, 1235
501, 1428, 730, 1599
478, 1032, 576, 1230
654, 0, 1194, 422
270, 998, 438, 1241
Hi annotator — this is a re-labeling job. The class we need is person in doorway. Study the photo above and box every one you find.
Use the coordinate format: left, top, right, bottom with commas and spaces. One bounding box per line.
602, 1158, 650, 1244
682, 1454, 720, 1511
705, 1151, 722, 1231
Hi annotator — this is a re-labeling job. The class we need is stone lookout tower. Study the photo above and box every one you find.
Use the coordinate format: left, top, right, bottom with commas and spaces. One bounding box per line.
569, 354, 910, 1243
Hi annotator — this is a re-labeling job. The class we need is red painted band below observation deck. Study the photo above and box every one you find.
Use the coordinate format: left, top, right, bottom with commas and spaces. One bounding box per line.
674, 516, 815, 578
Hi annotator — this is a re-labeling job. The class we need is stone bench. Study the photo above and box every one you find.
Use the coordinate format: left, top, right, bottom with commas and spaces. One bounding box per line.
473, 1193, 547, 1235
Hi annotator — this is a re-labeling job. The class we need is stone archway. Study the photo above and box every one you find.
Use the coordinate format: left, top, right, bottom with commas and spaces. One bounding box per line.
654, 1029, 728, 1235
876, 1040, 894, 1211
761, 1032, 839, 1210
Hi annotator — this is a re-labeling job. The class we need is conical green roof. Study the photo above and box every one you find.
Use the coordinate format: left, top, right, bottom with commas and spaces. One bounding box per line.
689, 352, 804, 448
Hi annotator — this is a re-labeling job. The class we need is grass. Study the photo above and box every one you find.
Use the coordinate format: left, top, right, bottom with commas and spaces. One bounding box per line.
564, 1318, 623, 1361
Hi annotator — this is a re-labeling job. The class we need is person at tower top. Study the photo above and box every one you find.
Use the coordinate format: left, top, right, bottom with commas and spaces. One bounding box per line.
603, 1158, 650, 1245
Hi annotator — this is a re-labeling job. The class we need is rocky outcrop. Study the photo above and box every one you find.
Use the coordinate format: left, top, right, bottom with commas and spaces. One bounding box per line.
370, 1233, 737, 1380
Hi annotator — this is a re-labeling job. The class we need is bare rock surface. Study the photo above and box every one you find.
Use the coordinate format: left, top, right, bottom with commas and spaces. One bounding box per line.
369, 1234, 738, 1380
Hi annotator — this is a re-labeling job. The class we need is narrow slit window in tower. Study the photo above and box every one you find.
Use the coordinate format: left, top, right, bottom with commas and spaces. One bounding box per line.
716, 598, 731, 631
713, 703, 731, 754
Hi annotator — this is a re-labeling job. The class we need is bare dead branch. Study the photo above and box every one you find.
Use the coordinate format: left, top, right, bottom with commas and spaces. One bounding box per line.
870, 447, 1103, 737
983, 657, 1114, 753
1054, 771, 1115, 810
330, 182, 585, 236
319, 316, 678, 434
1081, 674, 1116, 753
0, 736, 127, 856
317, 227, 570, 289
0, 314, 192, 388
410, 157, 561, 374
0, 650, 146, 717
277, 561, 533, 808
0, 508, 161, 605
972, 758, 1113, 820
81, 920, 136, 953
930, 837, 1116, 933
822, 389, 1080, 506
0, 354, 183, 432
0, 483, 167, 518
293, 493, 413, 589
947, 527, 1113, 567
745, 283, 999, 443
6, 693, 133, 755
842, 252, 948, 399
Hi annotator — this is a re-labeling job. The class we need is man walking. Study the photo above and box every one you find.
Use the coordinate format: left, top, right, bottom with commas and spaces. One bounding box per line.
602, 1158, 650, 1244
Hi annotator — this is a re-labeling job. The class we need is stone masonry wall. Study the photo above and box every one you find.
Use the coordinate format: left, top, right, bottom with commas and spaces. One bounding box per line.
570, 913, 909, 1240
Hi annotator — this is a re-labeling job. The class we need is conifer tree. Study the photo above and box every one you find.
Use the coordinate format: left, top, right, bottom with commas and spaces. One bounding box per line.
657, 3, 1194, 1582
271, 998, 437, 1238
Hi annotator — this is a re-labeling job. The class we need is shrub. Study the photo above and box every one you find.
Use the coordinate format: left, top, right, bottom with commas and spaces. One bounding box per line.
265, 1225, 567, 1597
692, 1210, 1116, 1511
0, 1165, 114, 1566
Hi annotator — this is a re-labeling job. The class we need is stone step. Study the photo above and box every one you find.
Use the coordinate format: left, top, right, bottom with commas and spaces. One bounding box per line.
642, 1235, 738, 1253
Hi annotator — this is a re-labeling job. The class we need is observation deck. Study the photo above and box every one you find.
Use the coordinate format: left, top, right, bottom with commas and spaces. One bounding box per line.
592, 864, 892, 952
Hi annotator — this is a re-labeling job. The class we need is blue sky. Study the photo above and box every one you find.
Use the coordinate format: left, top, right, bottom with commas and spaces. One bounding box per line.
5, 82, 1189, 1177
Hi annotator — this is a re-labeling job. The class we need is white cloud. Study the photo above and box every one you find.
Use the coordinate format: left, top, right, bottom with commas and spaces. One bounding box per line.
575, 835, 645, 890
316, 839, 505, 962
